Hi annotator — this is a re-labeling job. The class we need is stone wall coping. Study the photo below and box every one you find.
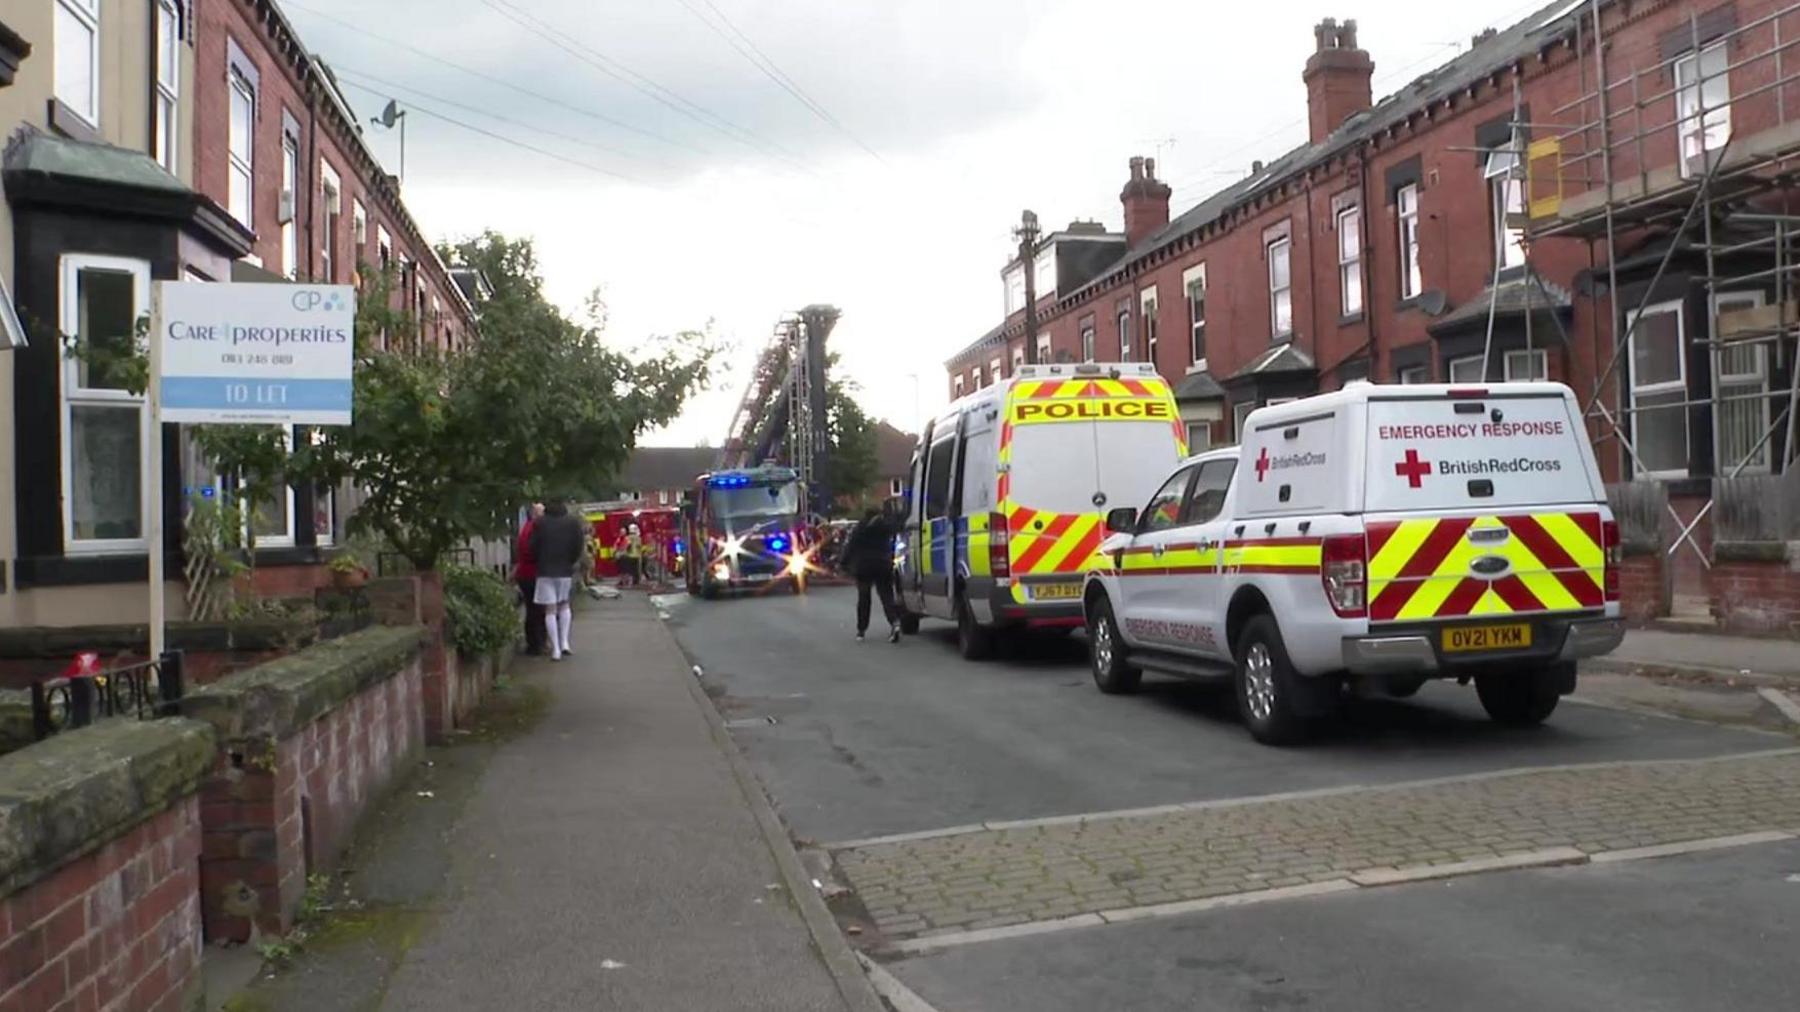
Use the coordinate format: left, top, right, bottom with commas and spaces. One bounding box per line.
0, 718, 216, 896
181, 626, 425, 742
0, 618, 318, 659
1713, 540, 1799, 564
1621, 539, 1662, 558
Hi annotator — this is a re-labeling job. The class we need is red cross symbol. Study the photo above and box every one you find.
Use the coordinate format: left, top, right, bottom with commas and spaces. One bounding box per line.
1255, 447, 1271, 482
1395, 449, 1433, 488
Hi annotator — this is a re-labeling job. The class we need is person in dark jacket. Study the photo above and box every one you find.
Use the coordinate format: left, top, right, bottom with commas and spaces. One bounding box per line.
528, 499, 588, 660
842, 507, 902, 643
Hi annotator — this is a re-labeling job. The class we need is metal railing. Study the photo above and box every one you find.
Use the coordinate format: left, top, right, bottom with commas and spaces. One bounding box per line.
30, 652, 186, 742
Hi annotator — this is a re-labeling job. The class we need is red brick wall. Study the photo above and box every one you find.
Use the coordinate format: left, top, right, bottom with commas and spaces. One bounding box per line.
1618, 552, 1671, 626
1, 798, 204, 1012
1708, 557, 1800, 635
199, 657, 424, 942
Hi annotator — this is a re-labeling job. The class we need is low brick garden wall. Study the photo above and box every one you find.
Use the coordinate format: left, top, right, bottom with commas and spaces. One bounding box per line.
0, 720, 216, 1012
0, 618, 318, 691
182, 627, 426, 943
1708, 541, 1800, 636
1618, 545, 1671, 627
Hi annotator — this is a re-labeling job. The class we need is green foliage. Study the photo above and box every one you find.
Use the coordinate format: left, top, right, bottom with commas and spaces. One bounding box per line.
442, 566, 519, 657
825, 376, 878, 512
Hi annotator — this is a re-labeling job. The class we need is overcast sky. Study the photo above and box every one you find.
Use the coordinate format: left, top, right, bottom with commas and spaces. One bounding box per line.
283, 0, 1560, 445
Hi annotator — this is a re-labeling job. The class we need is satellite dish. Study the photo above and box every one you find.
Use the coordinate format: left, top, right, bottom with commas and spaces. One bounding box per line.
374, 100, 404, 129
1419, 289, 1449, 316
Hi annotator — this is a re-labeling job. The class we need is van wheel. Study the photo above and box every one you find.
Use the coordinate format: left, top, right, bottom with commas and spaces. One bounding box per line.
1088, 598, 1141, 694
1475, 669, 1561, 726
1234, 615, 1310, 746
899, 612, 922, 635
956, 595, 993, 660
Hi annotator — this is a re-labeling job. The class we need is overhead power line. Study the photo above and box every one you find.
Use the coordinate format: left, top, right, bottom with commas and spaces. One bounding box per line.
671, 0, 885, 164
281, 0, 704, 154
479, 0, 816, 175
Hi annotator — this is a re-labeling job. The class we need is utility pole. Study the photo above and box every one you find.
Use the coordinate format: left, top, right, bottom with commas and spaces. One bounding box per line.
1015, 209, 1042, 365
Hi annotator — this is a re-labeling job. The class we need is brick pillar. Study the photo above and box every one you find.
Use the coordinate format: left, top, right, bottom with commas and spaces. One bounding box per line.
416, 572, 452, 742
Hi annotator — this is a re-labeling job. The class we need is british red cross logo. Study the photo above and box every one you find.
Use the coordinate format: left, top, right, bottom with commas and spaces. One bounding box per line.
1395, 448, 1433, 488
1255, 447, 1271, 482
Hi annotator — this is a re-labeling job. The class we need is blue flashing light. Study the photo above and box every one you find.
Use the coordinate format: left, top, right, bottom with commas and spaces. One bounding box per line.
766, 535, 790, 554
708, 474, 752, 488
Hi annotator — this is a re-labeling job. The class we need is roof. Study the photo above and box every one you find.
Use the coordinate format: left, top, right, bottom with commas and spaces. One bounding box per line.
1229, 342, 1317, 380
613, 447, 720, 492
1430, 275, 1574, 332
3, 131, 187, 194
946, 321, 1006, 367
873, 422, 917, 476
1172, 369, 1226, 401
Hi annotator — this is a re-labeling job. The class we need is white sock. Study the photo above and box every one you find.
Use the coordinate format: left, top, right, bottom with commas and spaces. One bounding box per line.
545, 611, 562, 657
558, 603, 573, 651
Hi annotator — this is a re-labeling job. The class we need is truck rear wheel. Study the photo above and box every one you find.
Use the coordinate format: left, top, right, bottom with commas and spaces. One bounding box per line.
1234, 615, 1311, 746
956, 594, 994, 661
1088, 597, 1141, 695
1475, 667, 1563, 726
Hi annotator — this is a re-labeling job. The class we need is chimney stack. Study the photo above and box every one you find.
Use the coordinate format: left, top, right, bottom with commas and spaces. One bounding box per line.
1120, 155, 1172, 247
1303, 18, 1374, 145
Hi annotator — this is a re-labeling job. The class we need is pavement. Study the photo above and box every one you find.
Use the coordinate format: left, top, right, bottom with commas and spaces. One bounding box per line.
1597, 628, 1800, 682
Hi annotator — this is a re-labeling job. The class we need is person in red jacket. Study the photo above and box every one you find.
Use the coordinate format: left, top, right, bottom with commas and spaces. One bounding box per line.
512, 503, 546, 655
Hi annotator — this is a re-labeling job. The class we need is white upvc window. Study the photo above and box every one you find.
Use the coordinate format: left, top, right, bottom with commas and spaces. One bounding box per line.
1079, 320, 1096, 362
953, 374, 965, 397
1267, 236, 1293, 338
154, 0, 181, 173
1184, 263, 1207, 366
320, 162, 342, 284
1626, 300, 1689, 477
1232, 400, 1256, 443
889, 478, 903, 497
227, 69, 256, 227
1485, 141, 1526, 271
1503, 348, 1548, 382
1447, 355, 1487, 383
1185, 422, 1212, 453
1140, 286, 1159, 364
55, 0, 100, 127
1713, 291, 1770, 473
1397, 365, 1427, 385
1336, 206, 1363, 316
989, 356, 1003, 383
1676, 41, 1732, 179
1035, 333, 1051, 364
1011, 347, 1024, 373
1004, 266, 1025, 316
1117, 304, 1132, 362
309, 429, 337, 545
242, 429, 296, 549
61, 255, 151, 553
280, 132, 299, 279
1397, 183, 1423, 299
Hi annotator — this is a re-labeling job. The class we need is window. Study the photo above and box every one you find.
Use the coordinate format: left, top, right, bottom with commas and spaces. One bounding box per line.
1004, 266, 1025, 316
1626, 301, 1688, 476
923, 437, 956, 518
55, 0, 100, 126
1397, 183, 1422, 299
1337, 205, 1363, 316
154, 0, 180, 172
1714, 292, 1770, 472
242, 431, 295, 549
1035, 333, 1051, 364
352, 200, 368, 247
1267, 236, 1293, 337
1011, 348, 1024, 373
1079, 320, 1095, 362
989, 356, 1003, 383
310, 430, 336, 545
1676, 42, 1731, 178
320, 163, 341, 283
953, 374, 965, 397
1138, 467, 1196, 533
1184, 263, 1207, 364
228, 69, 256, 227
377, 225, 393, 272
1447, 356, 1486, 383
1503, 348, 1547, 382
1182, 459, 1237, 525
280, 132, 299, 278
1140, 287, 1159, 364
889, 477, 903, 498
1232, 400, 1256, 442
1486, 141, 1526, 271
973, 367, 983, 389
1397, 365, 1427, 385
1185, 422, 1212, 453
61, 255, 150, 552
1117, 303, 1132, 361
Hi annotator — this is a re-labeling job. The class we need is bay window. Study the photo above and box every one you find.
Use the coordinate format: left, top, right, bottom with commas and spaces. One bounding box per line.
1503, 348, 1547, 382
1267, 236, 1293, 338
1447, 356, 1486, 383
1398, 183, 1422, 299
61, 255, 151, 552
1397, 365, 1427, 385
1713, 292, 1770, 473
55, 0, 100, 126
1626, 301, 1689, 476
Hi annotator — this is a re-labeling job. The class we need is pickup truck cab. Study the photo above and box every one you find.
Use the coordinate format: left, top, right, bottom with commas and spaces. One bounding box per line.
1082, 381, 1625, 744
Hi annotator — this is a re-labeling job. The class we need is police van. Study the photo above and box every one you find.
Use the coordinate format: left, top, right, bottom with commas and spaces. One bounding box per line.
897, 362, 1187, 658
1082, 381, 1625, 744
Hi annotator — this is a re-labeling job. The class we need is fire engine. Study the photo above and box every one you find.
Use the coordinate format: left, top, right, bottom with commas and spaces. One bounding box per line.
681, 465, 811, 598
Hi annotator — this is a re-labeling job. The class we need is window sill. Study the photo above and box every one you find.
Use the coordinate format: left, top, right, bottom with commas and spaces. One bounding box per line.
47, 98, 101, 145
1395, 296, 1423, 314
1338, 312, 1366, 326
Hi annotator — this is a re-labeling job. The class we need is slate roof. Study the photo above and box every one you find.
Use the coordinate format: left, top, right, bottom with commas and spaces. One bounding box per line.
613, 447, 721, 493
3, 130, 187, 194
1228, 342, 1317, 381
1173, 370, 1226, 401
1430, 275, 1575, 332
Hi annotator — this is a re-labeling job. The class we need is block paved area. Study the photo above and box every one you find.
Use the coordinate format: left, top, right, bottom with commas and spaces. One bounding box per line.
833, 750, 1800, 941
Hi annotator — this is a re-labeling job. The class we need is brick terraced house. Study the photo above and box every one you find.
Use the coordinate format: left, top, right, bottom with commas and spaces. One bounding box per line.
947, 0, 1800, 605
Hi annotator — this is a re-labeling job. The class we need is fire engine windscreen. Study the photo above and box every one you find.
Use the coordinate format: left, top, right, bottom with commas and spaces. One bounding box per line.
1008, 421, 1180, 515
711, 481, 803, 520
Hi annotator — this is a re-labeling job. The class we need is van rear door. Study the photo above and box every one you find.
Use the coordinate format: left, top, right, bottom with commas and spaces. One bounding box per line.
1362, 387, 1609, 628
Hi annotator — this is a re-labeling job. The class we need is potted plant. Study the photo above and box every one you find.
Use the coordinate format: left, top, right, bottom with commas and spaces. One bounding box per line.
327, 550, 369, 590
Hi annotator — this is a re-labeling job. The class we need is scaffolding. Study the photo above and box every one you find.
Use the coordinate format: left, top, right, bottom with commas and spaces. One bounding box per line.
1513, 0, 1800, 569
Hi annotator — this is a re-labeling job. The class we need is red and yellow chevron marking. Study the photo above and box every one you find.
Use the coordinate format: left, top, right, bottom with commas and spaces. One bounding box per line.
1015, 378, 1163, 399
1007, 507, 1107, 576
1367, 512, 1605, 622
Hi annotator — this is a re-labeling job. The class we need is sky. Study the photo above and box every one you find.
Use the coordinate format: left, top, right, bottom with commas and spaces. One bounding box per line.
280, 0, 1564, 446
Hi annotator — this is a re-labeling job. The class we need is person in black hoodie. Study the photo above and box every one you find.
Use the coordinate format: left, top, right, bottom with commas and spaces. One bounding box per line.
528, 499, 588, 660
842, 507, 902, 643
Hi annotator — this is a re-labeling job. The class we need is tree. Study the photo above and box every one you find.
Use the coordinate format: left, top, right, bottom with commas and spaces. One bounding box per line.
824, 376, 878, 513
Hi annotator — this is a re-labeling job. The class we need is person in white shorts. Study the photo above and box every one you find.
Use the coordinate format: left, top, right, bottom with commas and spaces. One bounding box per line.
527, 499, 588, 660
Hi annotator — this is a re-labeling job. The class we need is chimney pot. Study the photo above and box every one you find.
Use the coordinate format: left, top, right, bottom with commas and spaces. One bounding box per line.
1144, 157, 1158, 181
1303, 15, 1375, 145
1120, 154, 1172, 248
1129, 155, 1145, 181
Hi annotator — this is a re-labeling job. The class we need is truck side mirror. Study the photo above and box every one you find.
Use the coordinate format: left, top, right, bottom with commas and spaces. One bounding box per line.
1105, 507, 1138, 533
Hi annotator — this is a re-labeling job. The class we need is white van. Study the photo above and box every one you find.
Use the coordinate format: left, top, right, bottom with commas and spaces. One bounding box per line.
1083, 381, 1625, 744
897, 363, 1187, 658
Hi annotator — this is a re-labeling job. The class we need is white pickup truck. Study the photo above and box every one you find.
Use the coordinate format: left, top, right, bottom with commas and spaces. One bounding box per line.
1082, 381, 1625, 745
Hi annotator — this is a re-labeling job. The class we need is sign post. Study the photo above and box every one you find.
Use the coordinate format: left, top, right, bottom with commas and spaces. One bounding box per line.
147, 281, 356, 659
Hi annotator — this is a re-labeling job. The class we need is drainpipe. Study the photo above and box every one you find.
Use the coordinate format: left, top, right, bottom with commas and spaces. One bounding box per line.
306, 78, 319, 281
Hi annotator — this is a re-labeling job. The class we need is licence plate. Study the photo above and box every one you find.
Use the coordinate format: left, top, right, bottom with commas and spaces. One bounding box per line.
1028, 582, 1082, 601
1442, 623, 1532, 653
